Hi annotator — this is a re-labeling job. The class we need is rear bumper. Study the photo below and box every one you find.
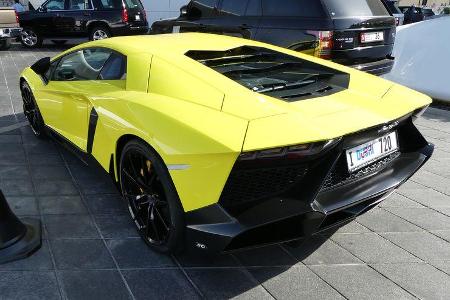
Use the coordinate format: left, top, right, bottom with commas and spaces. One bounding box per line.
0, 27, 21, 39
184, 118, 433, 254
350, 58, 395, 76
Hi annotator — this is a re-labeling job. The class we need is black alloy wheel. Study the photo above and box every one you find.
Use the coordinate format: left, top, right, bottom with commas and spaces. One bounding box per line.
21, 81, 45, 138
119, 140, 184, 253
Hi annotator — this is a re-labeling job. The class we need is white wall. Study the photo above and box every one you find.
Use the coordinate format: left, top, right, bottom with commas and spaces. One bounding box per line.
142, 0, 188, 25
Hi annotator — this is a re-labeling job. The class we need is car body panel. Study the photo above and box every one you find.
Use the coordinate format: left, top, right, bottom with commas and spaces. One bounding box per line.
20, 33, 431, 215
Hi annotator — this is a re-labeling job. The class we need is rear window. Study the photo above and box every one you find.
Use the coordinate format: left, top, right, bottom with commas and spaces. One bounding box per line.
323, 0, 389, 17
124, 0, 143, 10
423, 8, 435, 16
383, 1, 402, 14
262, 0, 326, 17
98, 0, 121, 9
185, 46, 349, 102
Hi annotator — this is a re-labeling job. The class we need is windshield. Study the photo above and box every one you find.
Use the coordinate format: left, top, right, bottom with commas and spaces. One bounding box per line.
323, 0, 389, 17
186, 46, 349, 102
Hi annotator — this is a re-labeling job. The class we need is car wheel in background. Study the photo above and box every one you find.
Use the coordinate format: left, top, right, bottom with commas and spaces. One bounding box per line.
119, 139, 185, 254
21, 81, 46, 138
20, 28, 43, 48
89, 25, 111, 41
0, 39, 12, 50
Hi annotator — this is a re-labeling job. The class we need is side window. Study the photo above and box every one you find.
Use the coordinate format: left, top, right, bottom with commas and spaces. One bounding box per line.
245, 0, 261, 16
220, 0, 248, 16
44, 0, 65, 10
190, 0, 218, 18
99, 53, 127, 80
53, 48, 111, 81
262, 0, 325, 17
97, 0, 121, 9
44, 60, 59, 82
68, 0, 89, 10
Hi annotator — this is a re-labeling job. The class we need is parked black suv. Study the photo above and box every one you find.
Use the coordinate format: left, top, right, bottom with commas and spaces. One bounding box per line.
399, 6, 435, 24
18, 0, 148, 48
152, 0, 396, 75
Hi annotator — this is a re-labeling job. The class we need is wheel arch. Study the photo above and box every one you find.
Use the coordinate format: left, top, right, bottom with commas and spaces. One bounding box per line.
87, 21, 111, 34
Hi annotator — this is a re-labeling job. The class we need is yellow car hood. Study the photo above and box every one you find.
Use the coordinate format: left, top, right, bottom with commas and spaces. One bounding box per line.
242, 83, 431, 151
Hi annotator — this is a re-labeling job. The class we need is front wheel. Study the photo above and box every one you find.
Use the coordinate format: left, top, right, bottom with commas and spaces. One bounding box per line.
21, 81, 46, 138
89, 26, 111, 41
20, 28, 42, 48
119, 140, 185, 254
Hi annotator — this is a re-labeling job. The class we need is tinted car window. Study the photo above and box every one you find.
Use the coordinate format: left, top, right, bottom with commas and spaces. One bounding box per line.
44, 0, 65, 10
53, 48, 111, 81
97, 0, 121, 9
189, 0, 218, 18
245, 0, 261, 16
99, 53, 127, 80
220, 0, 248, 16
68, 0, 89, 10
262, 0, 325, 17
323, 0, 389, 17
124, 0, 144, 10
423, 8, 434, 16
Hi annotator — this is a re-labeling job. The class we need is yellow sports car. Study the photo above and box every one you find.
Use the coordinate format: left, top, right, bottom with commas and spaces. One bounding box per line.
20, 33, 433, 254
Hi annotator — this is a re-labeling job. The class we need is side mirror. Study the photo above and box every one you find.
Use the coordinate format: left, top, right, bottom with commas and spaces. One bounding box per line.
31, 57, 50, 76
180, 5, 188, 17
38, 6, 47, 12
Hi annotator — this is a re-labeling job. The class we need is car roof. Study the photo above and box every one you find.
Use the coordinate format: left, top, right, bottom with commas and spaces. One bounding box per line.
57, 33, 256, 59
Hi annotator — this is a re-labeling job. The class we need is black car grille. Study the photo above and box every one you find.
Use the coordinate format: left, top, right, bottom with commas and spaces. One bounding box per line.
219, 164, 309, 209
321, 151, 401, 191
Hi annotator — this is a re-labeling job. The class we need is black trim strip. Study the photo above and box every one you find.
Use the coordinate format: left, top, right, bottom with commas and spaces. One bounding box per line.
87, 108, 98, 154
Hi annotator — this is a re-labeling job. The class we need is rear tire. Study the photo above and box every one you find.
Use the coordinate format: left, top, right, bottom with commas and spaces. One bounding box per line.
89, 25, 111, 41
0, 39, 11, 50
20, 27, 42, 48
119, 139, 185, 254
21, 81, 46, 138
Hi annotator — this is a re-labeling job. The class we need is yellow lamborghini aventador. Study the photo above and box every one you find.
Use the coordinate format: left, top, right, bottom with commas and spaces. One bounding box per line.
20, 33, 433, 254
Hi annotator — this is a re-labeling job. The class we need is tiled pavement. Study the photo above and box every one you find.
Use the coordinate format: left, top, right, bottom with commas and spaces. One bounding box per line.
0, 43, 449, 300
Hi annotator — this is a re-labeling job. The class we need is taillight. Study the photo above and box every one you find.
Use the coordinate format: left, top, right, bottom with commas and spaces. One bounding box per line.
142, 9, 147, 21
15, 11, 19, 23
121, 2, 128, 23
307, 30, 334, 60
395, 17, 400, 26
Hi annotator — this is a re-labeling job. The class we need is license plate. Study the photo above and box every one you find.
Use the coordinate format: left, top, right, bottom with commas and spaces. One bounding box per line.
346, 132, 398, 173
135, 15, 140, 21
361, 31, 384, 43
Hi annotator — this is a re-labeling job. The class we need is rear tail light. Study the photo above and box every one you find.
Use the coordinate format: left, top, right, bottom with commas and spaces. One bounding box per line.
308, 31, 334, 60
142, 9, 147, 21
121, 1, 128, 23
238, 138, 341, 161
15, 11, 19, 23
395, 17, 400, 26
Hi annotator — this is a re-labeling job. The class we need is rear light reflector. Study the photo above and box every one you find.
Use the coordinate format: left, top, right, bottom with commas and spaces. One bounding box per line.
121, 2, 128, 23
307, 31, 334, 60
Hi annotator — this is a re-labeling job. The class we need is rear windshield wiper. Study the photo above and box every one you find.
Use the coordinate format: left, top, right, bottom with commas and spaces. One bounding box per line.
253, 73, 334, 93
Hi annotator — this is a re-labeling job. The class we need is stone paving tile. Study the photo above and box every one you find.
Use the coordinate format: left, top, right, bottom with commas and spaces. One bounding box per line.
39, 195, 88, 215
123, 269, 200, 300
397, 187, 450, 208
234, 245, 296, 267
58, 270, 132, 300
429, 260, 450, 275
83, 193, 128, 215
381, 232, 450, 261
371, 263, 450, 300
431, 230, 450, 242
310, 265, 415, 300
50, 239, 115, 270
0, 271, 61, 300
187, 268, 273, 299
248, 266, 345, 300
356, 208, 423, 233
331, 233, 421, 264
33, 179, 79, 196
94, 214, 140, 238
44, 214, 99, 239
385, 207, 450, 231
7, 195, 39, 216
379, 192, 425, 208
0, 240, 53, 271
175, 251, 239, 268
106, 239, 175, 269
283, 236, 362, 266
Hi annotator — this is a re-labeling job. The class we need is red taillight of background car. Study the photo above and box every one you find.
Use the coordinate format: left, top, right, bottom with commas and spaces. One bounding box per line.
307, 30, 334, 60
395, 17, 400, 26
15, 11, 19, 23
121, 2, 128, 23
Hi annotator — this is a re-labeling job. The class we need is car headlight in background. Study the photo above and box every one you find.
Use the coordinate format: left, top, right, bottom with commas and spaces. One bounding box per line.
239, 138, 341, 161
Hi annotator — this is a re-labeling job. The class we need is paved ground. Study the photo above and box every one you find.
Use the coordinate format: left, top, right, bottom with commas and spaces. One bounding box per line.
0, 43, 449, 300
